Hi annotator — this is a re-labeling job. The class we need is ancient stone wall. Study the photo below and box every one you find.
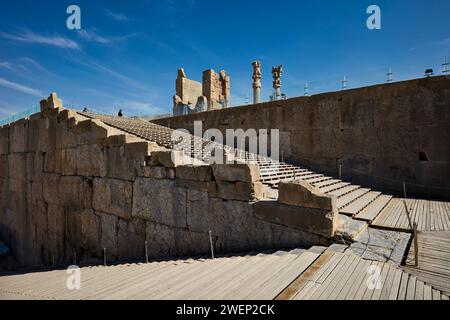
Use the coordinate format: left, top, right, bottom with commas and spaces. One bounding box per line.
155, 76, 450, 200
0, 108, 330, 268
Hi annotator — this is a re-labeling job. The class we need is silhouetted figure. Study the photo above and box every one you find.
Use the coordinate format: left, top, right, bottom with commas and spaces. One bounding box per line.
118, 109, 123, 117
82, 107, 88, 112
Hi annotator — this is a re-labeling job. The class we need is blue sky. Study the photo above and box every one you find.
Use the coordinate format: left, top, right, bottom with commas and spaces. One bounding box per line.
0, 0, 449, 117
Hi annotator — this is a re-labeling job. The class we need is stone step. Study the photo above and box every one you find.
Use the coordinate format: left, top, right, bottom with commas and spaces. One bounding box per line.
334, 214, 369, 243
340, 191, 382, 216
336, 188, 371, 209
313, 179, 341, 189
354, 195, 394, 222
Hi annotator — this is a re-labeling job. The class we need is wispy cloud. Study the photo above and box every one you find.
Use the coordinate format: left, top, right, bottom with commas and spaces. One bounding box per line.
77, 29, 138, 45
104, 9, 133, 22
0, 62, 14, 71
1, 29, 80, 49
440, 37, 450, 46
0, 77, 43, 97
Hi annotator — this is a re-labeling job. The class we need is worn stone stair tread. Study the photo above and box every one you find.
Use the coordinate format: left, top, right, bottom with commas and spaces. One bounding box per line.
340, 191, 382, 215
336, 188, 371, 209
355, 195, 394, 222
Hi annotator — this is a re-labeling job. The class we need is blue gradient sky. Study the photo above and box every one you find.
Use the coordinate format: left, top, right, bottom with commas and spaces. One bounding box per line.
0, 0, 449, 117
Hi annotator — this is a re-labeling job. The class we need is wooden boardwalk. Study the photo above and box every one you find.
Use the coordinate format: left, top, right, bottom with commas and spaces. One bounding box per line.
1, 248, 448, 300
0, 250, 319, 300
371, 199, 450, 232
276, 251, 448, 300
402, 231, 450, 296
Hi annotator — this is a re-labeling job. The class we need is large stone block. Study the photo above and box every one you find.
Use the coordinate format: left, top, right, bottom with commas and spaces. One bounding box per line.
42, 173, 60, 204
216, 181, 263, 201
141, 166, 175, 179
76, 144, 106, 177
151, 150, 197, 168
117, 218, 146, 261
175, 165, 213, 181
58, 176, 92, 208
26, 152, 43, 182
278, 180, 336, 211
0, 155, 8, 179
132, 177, 187, 228
38, 116, 57, 152
100, 213, 118, 261
74, 119, 109, 146
8, 153, 26, 181
9, 119, 28, 153
55, 148, 77, 176
93, 178, 132, 219
0, 126, 9, 155
211, 164, 260, 183
46, 204, 66, 263
255, 201, 338, 238
81, 210, 102, 257
105, 141, 154, 181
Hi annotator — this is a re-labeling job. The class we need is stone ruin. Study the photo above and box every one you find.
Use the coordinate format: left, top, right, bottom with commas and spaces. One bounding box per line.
173, 68, 230, 116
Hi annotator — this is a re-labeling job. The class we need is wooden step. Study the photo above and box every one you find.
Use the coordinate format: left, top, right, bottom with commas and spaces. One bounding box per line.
354, 195, 394, 222
327, 185, 360, 198
319, 182, 350, 193
336, 188, 371, 209
340, 191, 382, 216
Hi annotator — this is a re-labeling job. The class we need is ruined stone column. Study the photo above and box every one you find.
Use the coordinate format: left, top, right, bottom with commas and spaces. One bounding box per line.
252, 61, 261, 104
272, 65, 283, 100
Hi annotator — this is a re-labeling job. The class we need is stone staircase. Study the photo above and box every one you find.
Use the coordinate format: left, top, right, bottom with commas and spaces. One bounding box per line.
76, 112, 403, 228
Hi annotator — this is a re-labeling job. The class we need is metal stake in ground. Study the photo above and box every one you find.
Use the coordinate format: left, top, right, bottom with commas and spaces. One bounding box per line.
103, 248, 107, 267
145, 241, 149, 263
209, 231, 215, 259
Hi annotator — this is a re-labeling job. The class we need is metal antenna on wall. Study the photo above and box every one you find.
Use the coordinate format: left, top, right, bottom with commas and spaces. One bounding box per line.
443, 56, 450, 75
387, 68, 393, 83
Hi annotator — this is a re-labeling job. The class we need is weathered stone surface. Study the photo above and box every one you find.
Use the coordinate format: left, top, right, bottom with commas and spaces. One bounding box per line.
216, 181, 263, 201
76, 144, 106, 177
74, 119, 109, 146
55, 148, 77, 175
9, 119, 28, 153
38, 116, 57, 152
151, 150, 193, 168
0, 155, 8, 179
132, 177, 187, 228
117, 218, 146, 260
0, 126, 9, 155
278, 180, 336, 211
100, 213, 118, 261
26, 152, 43, 182
81, 210, 102, 257
93, 178, 132, 219
46, 204, 65, 263
255, 200, 338, 238
175, 165, 212, 181
42, 173, 60, 204
141, 166, 175, 179
40, 92, 62, 111
8, 153, 26, 181
105, 141, 154, 181
211, 164, 260, 183
58, 176, 92, 208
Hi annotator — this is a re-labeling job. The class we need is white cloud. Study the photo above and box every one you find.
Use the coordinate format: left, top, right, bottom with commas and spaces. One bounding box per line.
104, 9, 133, 22
0, 62, 14, 71
1, 30, 80, 49
0, 77, 43, 97
77, 29, 138, 45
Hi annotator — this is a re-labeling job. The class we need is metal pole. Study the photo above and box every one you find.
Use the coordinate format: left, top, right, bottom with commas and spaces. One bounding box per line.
402, 200, 413, 231
339, 165, 342, 180
403, 181, 407, 198
208, 231, 215, 259
145, 241, 149, 263
413, 222, 419, 267
103, 248, 107, 267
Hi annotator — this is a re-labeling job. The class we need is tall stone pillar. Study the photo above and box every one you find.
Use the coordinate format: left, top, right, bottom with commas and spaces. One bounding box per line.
272, 65, 283, 100
252, 61, 261, 104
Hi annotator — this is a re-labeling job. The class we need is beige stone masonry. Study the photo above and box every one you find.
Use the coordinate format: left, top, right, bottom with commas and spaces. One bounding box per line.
211, 163, 260, 183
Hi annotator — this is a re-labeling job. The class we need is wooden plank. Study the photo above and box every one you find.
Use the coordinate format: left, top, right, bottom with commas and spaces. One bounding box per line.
320, 182, 350, 193
397, 272, 409, 300
355, 195, 393, 222
337, 188, 371, 209
340, 192, 381, 216
388, 269, 403, 300
327, 185, 360, 198
405, 276, 417, 300
323, 255, 360, 300
424, 284, 432, 300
